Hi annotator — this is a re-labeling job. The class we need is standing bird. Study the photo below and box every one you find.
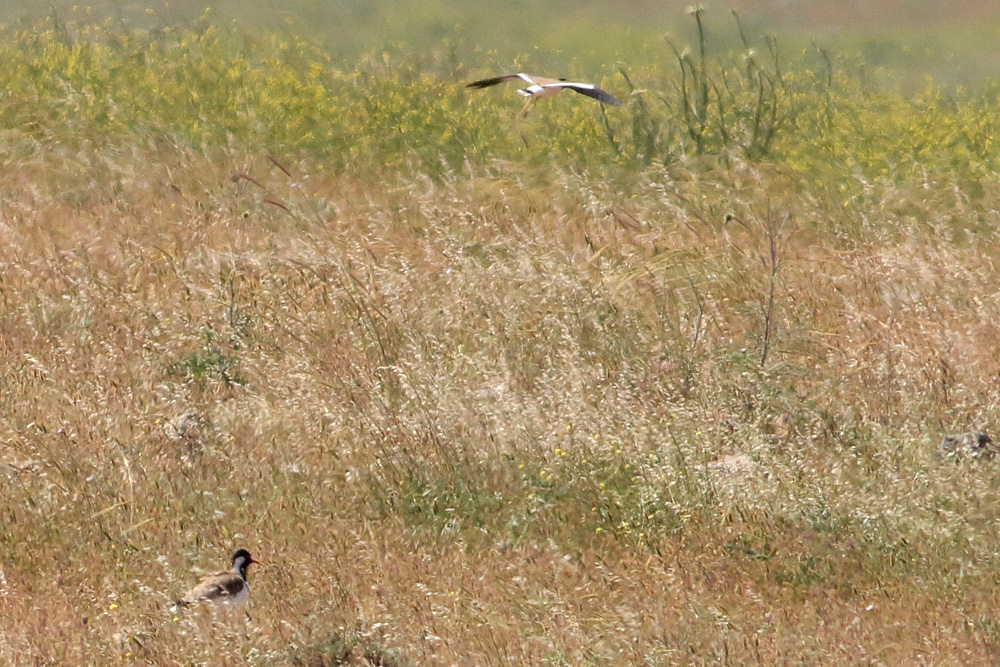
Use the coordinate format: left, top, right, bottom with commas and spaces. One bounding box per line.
466, 72, 622, 117
174, 549, 257, 610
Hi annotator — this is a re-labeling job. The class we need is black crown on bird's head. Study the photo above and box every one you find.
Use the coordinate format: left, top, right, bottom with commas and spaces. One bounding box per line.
231, 549, 257, 575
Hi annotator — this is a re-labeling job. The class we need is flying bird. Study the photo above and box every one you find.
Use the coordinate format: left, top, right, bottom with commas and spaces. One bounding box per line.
174, 549, 257, 611
467, 73, 621, 117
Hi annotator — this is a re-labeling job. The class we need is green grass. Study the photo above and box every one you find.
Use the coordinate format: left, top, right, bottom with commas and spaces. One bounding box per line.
5, 9, 1000, 183
5, 5, 1000, 664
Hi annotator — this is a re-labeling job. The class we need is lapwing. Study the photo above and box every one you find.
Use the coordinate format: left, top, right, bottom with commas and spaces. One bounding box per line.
174, 549, 257, 610
467, 73, 622, 117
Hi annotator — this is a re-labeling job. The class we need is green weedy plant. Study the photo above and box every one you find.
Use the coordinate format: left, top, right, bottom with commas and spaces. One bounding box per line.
605, 6, 828, 167
610, 66, 661, 167
171, 328, 246, 388
665, 6, 790, 160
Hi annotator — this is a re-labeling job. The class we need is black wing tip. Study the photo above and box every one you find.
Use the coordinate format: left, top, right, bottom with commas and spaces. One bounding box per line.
466, 75, 510, 89
571, 86, 622, 106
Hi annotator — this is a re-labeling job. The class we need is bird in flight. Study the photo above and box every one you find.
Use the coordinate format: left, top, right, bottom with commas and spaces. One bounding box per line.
467, 73, 622, 117
174, 548, 257, 611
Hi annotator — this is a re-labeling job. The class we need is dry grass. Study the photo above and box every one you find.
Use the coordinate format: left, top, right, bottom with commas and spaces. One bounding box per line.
3, 134, 1000, 665
4, 11, 1000, 662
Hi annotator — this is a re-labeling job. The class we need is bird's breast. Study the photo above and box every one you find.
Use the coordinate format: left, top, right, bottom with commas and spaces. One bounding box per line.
525, 84, 561, 98
221, 582, 250, 609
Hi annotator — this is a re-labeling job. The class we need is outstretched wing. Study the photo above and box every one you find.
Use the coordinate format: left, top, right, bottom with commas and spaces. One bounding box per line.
550, 82, 622, 106
466, 74, 525, 90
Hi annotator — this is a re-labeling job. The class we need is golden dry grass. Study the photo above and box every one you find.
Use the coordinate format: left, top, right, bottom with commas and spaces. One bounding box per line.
4, 132, 1000, 665
4, 8, 1000, 663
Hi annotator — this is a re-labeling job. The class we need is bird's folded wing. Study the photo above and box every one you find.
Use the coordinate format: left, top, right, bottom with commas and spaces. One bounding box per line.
183, 572, 243, 603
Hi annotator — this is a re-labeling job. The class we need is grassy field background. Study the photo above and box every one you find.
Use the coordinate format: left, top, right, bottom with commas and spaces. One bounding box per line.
4, 1, 1000, 664
6, 0, 1000, 87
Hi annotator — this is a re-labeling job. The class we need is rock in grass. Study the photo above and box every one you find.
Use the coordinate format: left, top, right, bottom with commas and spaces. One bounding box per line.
163, 410, 207, 465
164, 410, 205, 442
706, 454, 757, 475
934, 432, 997, 462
